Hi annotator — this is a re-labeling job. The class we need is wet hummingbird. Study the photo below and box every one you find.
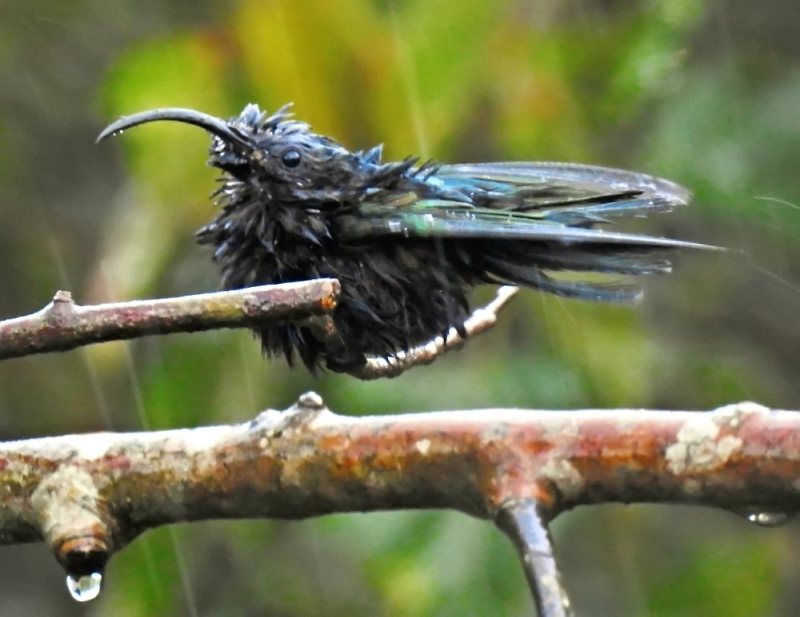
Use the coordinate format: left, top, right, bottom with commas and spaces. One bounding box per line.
98, 103, 717, 373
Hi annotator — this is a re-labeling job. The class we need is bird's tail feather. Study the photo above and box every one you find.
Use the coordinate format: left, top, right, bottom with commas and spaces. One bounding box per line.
482, 256, 644, 302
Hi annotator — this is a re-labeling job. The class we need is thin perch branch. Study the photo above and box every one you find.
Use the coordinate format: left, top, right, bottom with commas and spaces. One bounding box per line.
0, 280, 339, 359
0, 281, 515, 379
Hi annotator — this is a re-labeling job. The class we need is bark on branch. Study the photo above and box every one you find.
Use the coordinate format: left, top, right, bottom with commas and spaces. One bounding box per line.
1, 396, 797, 611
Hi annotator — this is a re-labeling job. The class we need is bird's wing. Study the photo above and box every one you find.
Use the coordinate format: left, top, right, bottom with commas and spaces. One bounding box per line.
434, 162, 690, 202
432, 162, 692, 220
340, 198, 714, 251
337, 162, 719, 303
341, 161, 714, 248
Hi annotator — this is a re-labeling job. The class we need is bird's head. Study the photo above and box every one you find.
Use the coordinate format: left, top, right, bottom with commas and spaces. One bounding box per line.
97, 103, 363, 205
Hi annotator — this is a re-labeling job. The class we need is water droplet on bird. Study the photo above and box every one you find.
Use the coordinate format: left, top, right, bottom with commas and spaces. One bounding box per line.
740, 510, 794, 527
66, 572, 103, 602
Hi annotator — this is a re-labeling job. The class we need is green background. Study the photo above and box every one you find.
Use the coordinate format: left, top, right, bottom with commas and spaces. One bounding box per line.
0, 0, 798, 615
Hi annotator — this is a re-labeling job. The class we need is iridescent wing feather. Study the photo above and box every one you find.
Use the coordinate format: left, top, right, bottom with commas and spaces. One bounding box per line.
338, 162, 717, 302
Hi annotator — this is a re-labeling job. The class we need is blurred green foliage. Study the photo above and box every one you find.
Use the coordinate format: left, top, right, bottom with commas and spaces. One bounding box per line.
1, 0, 800, 615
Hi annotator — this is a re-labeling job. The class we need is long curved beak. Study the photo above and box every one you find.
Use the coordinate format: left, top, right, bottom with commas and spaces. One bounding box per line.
96, 108, 251, 147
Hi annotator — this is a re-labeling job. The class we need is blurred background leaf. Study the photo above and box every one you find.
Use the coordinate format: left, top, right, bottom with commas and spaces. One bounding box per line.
0, 0, 799, 615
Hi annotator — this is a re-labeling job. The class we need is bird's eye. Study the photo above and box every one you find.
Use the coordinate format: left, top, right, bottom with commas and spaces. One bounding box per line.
281, 149, 302, 168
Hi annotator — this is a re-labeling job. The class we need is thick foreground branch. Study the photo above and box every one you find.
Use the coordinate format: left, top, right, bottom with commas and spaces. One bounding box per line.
1, 396, 798, 608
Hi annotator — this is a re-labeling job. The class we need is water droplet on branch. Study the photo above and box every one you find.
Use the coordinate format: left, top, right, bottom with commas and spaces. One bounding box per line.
741, 510, 795, 527
66, 571, 103, 602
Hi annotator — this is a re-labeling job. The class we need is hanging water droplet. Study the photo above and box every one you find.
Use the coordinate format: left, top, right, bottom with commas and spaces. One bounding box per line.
742, 510, 794, 527
66, 571, 103, 602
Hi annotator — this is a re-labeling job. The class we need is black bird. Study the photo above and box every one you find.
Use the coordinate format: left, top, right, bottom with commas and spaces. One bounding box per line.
98, 104, 715, 373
